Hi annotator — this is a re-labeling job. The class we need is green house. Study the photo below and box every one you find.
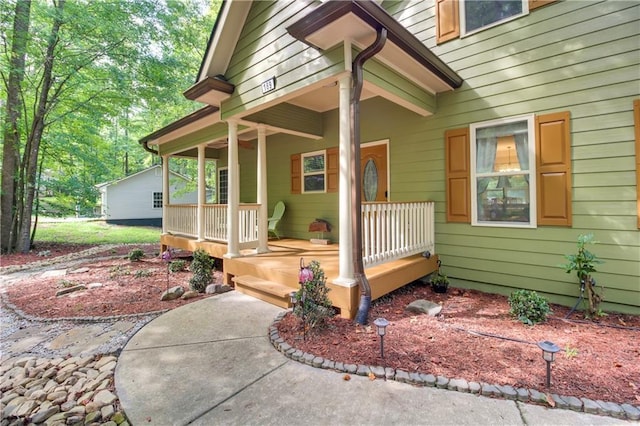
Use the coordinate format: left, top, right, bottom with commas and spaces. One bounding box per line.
140, 0, 640, 317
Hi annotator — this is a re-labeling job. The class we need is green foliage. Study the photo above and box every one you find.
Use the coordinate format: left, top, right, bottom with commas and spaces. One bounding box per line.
128, 248, 145, 262
559, 233, 605, 317
134, 269, 152, 278
33, 221, 160, 245
189, 249, 214, 293
294, 260, 334, 330
109, 265, 131, 278
430, 273, 449, 292
169, 259, 187, 273
508, 289, 551, 325
564, 345, 578, 359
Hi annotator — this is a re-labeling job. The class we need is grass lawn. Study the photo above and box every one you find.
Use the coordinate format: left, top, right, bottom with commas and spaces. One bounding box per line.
34, 220, 161, 245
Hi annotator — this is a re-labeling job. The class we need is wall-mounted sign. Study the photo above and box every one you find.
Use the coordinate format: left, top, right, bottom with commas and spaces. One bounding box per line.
261, 76, 276, 94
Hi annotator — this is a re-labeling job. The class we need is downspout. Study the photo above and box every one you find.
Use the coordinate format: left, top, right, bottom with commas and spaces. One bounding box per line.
140, 140, 159, 156
352, 28, 387, 325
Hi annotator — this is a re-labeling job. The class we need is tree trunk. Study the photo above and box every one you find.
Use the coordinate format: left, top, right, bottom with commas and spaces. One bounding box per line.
16, 0, 66, 253
1, 0, 31, 253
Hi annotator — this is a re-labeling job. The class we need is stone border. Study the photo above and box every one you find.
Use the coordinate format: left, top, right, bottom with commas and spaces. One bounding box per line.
269, 311, 640, 421
0, 290, 168, 324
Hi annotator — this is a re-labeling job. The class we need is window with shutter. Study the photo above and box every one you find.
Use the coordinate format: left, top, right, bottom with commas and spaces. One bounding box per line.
634, 99, 640, 228
436, 0, 556, 44
445, 128, 471, 223
536, 111, 572, 227
445, 110, 571, 227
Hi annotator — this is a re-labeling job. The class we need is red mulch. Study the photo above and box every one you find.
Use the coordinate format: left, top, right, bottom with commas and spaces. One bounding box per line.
277, 284, 640, 406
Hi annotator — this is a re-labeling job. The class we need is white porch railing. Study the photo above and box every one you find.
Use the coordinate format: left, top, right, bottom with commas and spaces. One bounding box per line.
361, 201, 435, 268
165, 201, 435, 266
165, 204, 259, 248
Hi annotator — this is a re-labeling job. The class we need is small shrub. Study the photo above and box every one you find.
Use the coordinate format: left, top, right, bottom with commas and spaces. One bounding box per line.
58, 279, 77, 288
128, 248, 145, 262
134, 269, 153, 278
109, 265, 131, 278
294, 259, 333, 330
189, 249, 214, 293
508, 289, 551, 325
169, 259, 187, 273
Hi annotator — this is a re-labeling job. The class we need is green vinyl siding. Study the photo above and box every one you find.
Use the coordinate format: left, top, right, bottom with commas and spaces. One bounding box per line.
379, 0, 639, 312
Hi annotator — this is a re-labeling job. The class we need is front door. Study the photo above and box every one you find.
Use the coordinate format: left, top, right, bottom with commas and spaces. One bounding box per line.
361, 142, 388, 202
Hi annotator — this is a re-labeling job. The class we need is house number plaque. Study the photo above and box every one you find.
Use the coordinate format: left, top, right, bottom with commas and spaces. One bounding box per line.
261, 77, 276, 94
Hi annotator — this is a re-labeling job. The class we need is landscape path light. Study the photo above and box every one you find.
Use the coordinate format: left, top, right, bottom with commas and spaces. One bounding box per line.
373, 318, 390, 358
289, 291, 298, 311
537, 340, 560, 388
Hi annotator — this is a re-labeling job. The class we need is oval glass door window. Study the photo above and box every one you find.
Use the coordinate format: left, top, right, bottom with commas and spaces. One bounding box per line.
363, 159, 378, 201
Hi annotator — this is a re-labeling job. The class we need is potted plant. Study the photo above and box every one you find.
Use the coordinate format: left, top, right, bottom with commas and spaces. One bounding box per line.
430, 273, 450, 293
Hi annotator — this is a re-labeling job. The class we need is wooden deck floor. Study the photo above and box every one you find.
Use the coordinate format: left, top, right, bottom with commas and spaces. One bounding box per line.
161, 235, 439, 318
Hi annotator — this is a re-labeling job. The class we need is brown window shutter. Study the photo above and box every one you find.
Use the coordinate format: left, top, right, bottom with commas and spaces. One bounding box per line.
536, 111, 572, 226
529, 0, 556, 11
326, 147, 339, 193
436, 0, 460, 44
634, 99, 640, 228
291, 153, 301, 194
445, 128, 470, 223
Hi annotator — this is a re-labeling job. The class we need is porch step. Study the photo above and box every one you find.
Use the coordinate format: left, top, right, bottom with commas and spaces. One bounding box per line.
232, 275, 294, 309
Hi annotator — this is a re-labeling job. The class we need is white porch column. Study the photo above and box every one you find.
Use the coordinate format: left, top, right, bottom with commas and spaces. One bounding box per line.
225, 119, 240, 258
256, 124, 269, 253
162, 155, 169, 235
197, 144, 206, 241
335, 74, 355, 286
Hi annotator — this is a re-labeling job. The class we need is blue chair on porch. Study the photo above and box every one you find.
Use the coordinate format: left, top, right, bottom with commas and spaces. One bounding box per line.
268, 201, 285, 239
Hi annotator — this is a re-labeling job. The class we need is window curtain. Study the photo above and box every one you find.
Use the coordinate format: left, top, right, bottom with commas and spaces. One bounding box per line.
514, 132, 529, 182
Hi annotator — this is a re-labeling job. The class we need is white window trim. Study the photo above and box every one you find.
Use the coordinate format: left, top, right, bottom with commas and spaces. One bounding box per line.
152, 192, 163, 209
460, 0, 529, 38
470, 114, 537, 228
301, 150, 326, 194
218, 166, 228, 204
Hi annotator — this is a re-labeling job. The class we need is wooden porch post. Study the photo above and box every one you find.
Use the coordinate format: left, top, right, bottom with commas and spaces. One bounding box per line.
162, 155, 169, 235
335, 72, 356, 286
197, 144, 206, 241
256, 124, 269, 253
225, 119, 240, 258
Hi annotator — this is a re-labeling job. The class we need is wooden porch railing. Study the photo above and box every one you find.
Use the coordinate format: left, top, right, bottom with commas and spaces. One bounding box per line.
165, 201, 435, 265
361, 201, 435, 267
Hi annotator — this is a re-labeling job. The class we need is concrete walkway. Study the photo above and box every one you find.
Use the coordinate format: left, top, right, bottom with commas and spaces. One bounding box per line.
115, 292, 630, 426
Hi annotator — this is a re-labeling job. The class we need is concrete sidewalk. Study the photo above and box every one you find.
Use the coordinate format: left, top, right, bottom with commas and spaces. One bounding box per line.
114, 292, 630, 425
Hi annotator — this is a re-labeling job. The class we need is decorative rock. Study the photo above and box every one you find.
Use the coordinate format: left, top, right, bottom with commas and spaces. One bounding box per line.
450, 378, 469, 392
302, 353, 315, 365
112, 412, 127, 424
84, 410, 102, 423
516, 388, 529, 401
481, 383, 499, 397
87, 283, 103, 289
55, 285, 87, 297
356, 365, 370, 376
597, 400, 624, 418
564, 395, 582, 411
621, 404, 640, 420
69, 267, 90, 274
279, 343, 292, 353
30, 405, 60, 423
435, 376, 449, 389
468, 382, 481, 394
94, 389, 117, 406
160, 286, 184, 301
395, 370, 410, 383
321, 359, 334, 370
529, 389, 547, 403
384, 368, 395, 380
409, 372, 423, 385
421, 374, 436, 387
551, 394, 568, 409
205, 284, 218, 294
344, 364, 357, 374
312, 357, 324, 368
405, 299, 442, 316
181, 290, 200, 300
497, 385, 517, 400
370, 366, 385, 378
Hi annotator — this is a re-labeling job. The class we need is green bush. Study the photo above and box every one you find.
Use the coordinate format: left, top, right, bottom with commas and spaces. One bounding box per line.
169, 259, 187, 273
508, 289, 552, 325
294, 260, 333, 330
134, 269, 152, 278
189, 249, 214, 293
128, 248, 145, 262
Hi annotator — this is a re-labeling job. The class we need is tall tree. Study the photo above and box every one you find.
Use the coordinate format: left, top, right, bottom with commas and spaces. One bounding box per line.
1, 0, 31, 253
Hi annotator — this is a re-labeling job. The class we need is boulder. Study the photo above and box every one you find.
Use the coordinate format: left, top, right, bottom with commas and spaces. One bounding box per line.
405, 299, 442, 316
160, 286, 184, 301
